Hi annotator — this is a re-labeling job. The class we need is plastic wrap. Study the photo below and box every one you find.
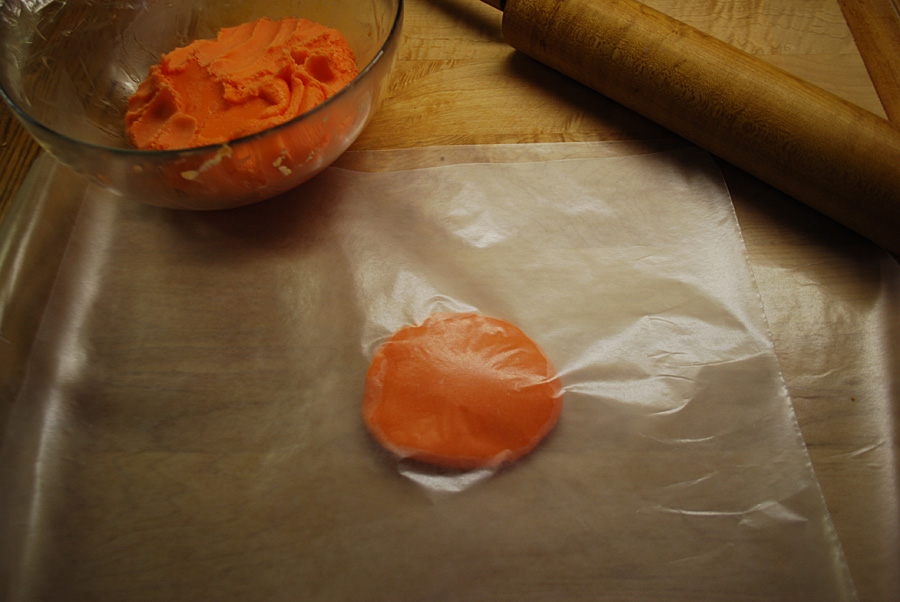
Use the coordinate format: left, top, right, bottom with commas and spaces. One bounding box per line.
0, 141, 856, 600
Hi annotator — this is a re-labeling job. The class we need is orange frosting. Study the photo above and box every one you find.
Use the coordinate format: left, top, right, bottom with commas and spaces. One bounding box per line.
363, 313, 563, 470
126, 17, 359, 150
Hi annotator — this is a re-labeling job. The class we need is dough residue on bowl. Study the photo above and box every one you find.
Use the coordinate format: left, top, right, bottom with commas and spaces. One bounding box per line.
126, 17, 359, 150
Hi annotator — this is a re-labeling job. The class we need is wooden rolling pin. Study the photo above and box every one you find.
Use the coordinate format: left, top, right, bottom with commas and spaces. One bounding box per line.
480, 0, 900, 255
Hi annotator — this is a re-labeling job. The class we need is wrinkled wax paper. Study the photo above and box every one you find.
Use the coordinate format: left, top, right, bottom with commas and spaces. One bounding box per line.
0, 142, 856, 601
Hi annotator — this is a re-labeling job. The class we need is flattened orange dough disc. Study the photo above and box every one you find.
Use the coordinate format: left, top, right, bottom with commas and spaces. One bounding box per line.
363, 313, 563, 469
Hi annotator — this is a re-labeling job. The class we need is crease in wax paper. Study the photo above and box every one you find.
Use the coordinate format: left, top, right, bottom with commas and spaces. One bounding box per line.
0, 141, 857, 601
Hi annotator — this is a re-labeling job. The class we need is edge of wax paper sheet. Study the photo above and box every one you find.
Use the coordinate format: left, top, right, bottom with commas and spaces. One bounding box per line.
0, 141, 858, 601
0, 155, 92, 598
0, 156, 87, 441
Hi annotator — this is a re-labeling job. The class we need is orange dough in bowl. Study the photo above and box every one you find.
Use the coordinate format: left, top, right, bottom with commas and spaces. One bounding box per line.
126, 16, 359, 150
363, 313, 563, 470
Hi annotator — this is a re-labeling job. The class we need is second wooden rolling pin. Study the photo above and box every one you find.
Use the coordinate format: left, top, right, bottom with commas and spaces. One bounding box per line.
480, 0, 900, 255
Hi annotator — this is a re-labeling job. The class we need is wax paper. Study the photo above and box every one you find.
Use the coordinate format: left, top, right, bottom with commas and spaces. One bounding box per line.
0, 142, 856, 601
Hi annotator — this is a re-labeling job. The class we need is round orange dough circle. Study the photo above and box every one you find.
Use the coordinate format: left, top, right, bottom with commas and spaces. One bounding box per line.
362, 313, 563, 469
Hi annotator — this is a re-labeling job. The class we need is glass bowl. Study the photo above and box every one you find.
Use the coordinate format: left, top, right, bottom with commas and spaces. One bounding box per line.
0, 0, 403, 210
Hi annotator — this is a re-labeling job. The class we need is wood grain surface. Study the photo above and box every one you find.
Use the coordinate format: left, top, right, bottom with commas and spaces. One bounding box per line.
1, 1, 898, 600
839, 0, 900, 120
0, 103, 41, 222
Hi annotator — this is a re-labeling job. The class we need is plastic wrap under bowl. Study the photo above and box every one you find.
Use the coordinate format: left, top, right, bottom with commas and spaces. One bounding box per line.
0, 141, 856, 600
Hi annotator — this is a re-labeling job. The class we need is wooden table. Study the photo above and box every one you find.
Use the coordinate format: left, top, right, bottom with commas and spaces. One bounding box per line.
2, 1, 898, 600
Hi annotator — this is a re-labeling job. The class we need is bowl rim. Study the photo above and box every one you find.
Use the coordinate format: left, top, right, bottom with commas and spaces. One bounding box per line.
0, 0, 404, 158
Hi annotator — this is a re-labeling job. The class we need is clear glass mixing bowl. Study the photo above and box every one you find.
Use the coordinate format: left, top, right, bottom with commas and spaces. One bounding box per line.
0, 0, 403, 209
